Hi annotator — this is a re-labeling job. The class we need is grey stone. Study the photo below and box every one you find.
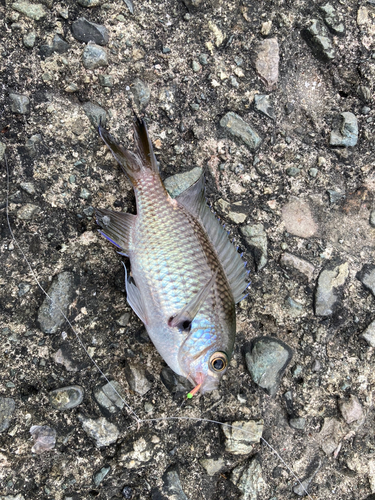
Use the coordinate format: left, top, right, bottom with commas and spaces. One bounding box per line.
12, 1, 47, 20
93, 466, 111, 487
314, 262, 349, 316
286, 166, 300, 177
77, 0, 101, 6
339, 395, 364, 424
231, 456, 266, 500
30, 425, 56, 453
0, 397, 16, 433
99, 74, 113, 88
370, 210, 375, 228
254, 94, 275, 119
131, 79, 151, 110
222, 420, 264, 454
330, 112, 358, 147
289, 417, 306, 430
51, 35, 70, 54
199, 457, 225, 476
78, 415, 119, 447
362, 319, 375, 347
124, 362, 152, 396
191, 60, 201, 72
357, 264, 375, 296
82, 102, 107, 128
17, 204, 40, 220
152, 468, 189, 500
229, 75, 239, 88
160, 366, 191, 395
220, 112, 262, 150
18, 283, 30, 297
117, 312, 131, 326
23, 31, 36, 48
164, 167, 202, 198
123, 0, 134, 14
301, 19, 335, 62
199, 53, 208, 65
79, 187, 91, 200
293, 458, 321, 496
309, 167, 318, 178
358, 85, 372, 103
82, 42, 108, 70
37, 271, 75, 334
245, 337, 293, 396
327, 189, 345, 204
0, 142, 6, 161
9, 93, 30, 114
254, 37, 279, 89
280, 252, 315, 281
72, 18, 109, 46
94, 381, 126, 413
49, 386, 84, 410
240, 224, 267, 271
319, 3, 345, 36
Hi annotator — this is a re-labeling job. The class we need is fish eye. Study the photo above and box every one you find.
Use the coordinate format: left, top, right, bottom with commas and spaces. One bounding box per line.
209, 352, 228, 372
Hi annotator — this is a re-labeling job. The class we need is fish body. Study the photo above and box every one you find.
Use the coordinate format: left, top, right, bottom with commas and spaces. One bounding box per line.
96, 118, 248, 393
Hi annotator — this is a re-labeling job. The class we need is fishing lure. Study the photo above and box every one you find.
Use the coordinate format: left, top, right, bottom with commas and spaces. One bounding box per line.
96, 117, 248, 395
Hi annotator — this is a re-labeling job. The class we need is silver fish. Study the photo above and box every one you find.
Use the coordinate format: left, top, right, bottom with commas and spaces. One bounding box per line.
96, 118, 248, 394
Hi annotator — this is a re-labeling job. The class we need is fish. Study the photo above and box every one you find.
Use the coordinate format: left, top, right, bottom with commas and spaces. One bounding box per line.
96, 117, 248, 394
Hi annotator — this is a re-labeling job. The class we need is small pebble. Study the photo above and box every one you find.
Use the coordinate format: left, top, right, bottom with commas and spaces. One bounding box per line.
289, 417, 306, 430
286, 166, 300, 177
9, 93, 30, 114
222, 420, 264, 454
124, 362, 152, 396
309, 167, 318, 178
78, 415, 119, 448
30, 425, 56, 454
23, 31, 36, 48
82, 42, 108, 70
339, 395, 364, 424
49, 386, 84, 410
94, 381, 126, 413
191, 60, 201, 72
0, 397, 16, 432
199, 53, 208, 65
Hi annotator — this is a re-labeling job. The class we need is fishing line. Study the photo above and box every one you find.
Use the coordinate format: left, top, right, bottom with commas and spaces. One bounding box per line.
3, 154, 313, 499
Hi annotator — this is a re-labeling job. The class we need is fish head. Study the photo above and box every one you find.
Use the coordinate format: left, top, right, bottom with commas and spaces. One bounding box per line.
177, 316, 235, 394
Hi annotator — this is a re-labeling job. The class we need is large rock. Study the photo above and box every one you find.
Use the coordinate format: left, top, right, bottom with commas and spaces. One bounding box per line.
72, 18, 109, 46
330, 112, 358, 147
37, 272, 76, 334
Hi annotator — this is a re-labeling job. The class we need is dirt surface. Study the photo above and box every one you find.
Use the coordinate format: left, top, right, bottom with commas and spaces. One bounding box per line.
1, 0, 375, 499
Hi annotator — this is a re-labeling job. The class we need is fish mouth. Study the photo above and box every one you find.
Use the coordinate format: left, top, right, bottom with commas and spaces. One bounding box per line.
188, 372, 219, 395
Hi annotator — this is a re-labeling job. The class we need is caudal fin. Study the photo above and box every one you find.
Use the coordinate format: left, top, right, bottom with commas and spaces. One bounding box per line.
98, 116, 158, 185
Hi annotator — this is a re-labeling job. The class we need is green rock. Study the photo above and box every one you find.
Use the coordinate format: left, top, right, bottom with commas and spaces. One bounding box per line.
12, 1, 47, 20
220, 112, 262, 151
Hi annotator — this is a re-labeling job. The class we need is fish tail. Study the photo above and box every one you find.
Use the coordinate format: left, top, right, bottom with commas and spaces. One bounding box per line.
98, 116, 158, 186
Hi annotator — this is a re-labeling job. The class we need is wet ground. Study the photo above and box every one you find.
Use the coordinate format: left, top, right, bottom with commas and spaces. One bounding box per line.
0, 0, 375, 499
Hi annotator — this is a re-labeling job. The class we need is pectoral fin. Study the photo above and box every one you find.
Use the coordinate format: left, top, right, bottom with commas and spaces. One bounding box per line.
169, 271, 217, 329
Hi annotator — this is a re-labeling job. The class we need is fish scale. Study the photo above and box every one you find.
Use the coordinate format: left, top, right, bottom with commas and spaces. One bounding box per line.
96, 118, 247, 393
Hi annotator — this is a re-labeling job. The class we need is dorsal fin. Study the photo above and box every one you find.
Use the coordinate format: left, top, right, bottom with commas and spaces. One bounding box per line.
176, 173, 248, 303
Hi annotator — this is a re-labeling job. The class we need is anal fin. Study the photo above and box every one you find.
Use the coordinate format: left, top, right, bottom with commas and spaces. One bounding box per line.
96, 208, 136, 255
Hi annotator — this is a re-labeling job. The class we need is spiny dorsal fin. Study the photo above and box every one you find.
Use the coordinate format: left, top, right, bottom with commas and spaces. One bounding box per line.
96, 208, 136, 255
176, 174, 248, 303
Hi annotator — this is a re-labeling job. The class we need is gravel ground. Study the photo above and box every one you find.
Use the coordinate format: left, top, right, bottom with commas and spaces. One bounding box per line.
1, 0, 375, 499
